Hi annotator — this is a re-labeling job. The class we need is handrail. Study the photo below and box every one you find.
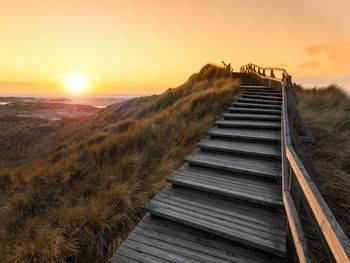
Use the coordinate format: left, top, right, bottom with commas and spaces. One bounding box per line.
240, 63, 350, 263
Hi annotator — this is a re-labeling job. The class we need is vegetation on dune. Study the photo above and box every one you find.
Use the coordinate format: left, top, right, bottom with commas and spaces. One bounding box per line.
297, 84, 350, 262
0, 64, 239, 262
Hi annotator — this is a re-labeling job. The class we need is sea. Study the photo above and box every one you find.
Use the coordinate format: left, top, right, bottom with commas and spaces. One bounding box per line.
0, 94, 147, 108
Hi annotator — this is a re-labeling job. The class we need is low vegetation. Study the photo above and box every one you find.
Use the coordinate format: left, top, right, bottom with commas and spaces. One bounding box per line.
297, 84, 350, 262
0, 64, 240, 262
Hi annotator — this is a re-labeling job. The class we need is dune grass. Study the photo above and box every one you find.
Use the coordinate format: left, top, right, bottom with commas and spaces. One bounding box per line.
0, 64, 240, 262
297, 84, 350, 261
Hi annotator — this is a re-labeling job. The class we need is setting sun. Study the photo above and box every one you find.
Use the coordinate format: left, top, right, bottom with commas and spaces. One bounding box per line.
65, 75, 89, 93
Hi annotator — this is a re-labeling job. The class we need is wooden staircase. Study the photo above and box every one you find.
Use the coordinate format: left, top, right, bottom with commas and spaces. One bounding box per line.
110, 75, 289, 262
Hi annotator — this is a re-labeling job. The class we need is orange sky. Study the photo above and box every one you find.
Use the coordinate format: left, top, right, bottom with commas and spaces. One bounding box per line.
1, 0, 350, 95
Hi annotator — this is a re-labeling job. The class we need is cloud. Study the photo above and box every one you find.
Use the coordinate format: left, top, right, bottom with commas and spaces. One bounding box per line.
299, 61, 320, 69
303, 42, 350, 74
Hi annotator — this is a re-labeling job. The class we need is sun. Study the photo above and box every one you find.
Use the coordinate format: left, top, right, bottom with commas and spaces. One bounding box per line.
65, 75, 89, 93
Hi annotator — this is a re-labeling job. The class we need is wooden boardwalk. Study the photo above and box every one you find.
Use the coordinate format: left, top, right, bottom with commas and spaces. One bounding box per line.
110, 66, 350, 262
110, 75, 288, 262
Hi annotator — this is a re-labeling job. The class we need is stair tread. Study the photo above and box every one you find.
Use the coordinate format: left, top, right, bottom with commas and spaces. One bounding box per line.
238, 98, 282, 105
227, 107, 281, 114
198, 137, 281, 157
185, 150, 281, 179
242, 94, 282, 101
168, 164, 283, 207
216, 119, 281, 129
111, 215, 286, 263
243, 91, 281, 96
231, 102, 281, 109
146, 187, 286, 257
223, 112, 281, 120
208, 127, 280, 142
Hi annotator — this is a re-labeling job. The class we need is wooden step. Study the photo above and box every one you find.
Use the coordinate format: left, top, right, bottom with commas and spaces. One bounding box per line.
110, 215, 286, 263
238, 98, 282, 105
242, 94, 282, 101
216, 119, 281, 129
167, 164, 283, 207
227, 107, 281, 115
243, 87, 278, 91
231, 102, 281, 109
243, 90, 282, 98
223, 112, 281, 120
240, 84, 271, 90
185, 150, 281, 179
145, 187, 286, 257
198, 137, 281, 158
208, 127, 280, 142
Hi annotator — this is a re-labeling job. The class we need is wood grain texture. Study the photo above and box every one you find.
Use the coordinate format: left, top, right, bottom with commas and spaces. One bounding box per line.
111, 215, 286, 263
185, 150, 281, 179
168, 164, 283, 207
216, 119, 281, 129
232, 102, 281, 109
223, 112, 281, 120
146, 186, 287, 257
208, 127, 281, 142
228, 107, 281, 114
198, 137, 281, 157
238, 98, 282, 105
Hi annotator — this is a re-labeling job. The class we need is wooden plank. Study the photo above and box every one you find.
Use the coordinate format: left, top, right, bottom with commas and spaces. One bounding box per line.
167, 168, 283, 207
283, 191, 312, 263
286, 146, 350, 262
109, 253, 141, 263
198, 137, 281, 158
185, 150, 281, 179
223, 112, 281, 120
232, 102, 281, 109
243, 91, 281, 96
139, 216, 286, 262
238, 98, 282, 105
242, 94, 282, 101
228, 107, 281, 115
170, 165, 281, 195
208, 127, 280, 142
123, 239, 198, 263
157, 187, 286, 226
216, 119, 281, 129
240, 85, 270, 88
145, 191, 287, 257
117, 246, 169, 263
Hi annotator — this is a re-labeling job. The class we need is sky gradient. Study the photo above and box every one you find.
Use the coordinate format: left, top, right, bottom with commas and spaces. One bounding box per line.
1, 0, 349, 95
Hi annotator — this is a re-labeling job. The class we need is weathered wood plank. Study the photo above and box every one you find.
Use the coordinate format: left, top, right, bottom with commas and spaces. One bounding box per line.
287, 147, 350, 262
167, 165, 283, 207
146, 188, 287, 257
208, 127, 281, 142
232, 102, 281, 109
198, 137, 281, 157
283, 191, 312, 263
228, 107, 281, 114
238, 98, 282, 105
242, 94, 282, 101
185, 150, 281, 179
223, 112, 281, 120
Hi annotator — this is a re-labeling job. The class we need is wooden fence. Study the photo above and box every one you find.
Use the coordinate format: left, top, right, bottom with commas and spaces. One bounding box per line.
240, 63, 350, 263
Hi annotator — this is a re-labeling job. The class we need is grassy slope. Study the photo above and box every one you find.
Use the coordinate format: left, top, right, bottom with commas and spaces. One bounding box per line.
297, 85, 350, 261
0, 64, 240, 263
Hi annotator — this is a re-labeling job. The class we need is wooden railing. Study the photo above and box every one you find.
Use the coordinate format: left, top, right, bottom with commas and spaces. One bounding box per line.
241, 63, 350, 263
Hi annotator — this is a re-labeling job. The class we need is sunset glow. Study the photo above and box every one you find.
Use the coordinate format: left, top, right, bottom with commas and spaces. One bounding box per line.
65, 75, 88, 93
0, 0, 349, 95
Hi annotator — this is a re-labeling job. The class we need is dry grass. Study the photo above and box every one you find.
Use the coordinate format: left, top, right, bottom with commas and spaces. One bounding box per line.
0, 64, 240, 262
297, 84, 350, 261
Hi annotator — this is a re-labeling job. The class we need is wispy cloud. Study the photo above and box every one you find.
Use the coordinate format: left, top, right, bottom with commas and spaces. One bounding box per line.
303, 42, 350, 74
